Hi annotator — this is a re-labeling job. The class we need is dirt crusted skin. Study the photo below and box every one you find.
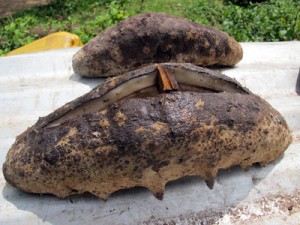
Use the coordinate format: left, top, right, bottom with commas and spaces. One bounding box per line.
72, 12, 243, 77
3, 63, 291, 200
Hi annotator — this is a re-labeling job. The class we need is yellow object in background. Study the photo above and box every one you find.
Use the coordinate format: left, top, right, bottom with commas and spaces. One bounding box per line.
6, 32, 83, 56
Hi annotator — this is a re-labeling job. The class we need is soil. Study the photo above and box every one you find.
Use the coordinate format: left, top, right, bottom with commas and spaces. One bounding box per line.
0, 0, 52, 18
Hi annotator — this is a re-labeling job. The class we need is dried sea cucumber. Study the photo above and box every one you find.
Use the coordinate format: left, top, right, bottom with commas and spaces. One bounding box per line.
3, 63, 291, 200
72, 12, 243, 77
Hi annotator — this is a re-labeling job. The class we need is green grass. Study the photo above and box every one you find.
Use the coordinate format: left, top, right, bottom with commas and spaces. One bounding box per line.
0, 0, 299, 55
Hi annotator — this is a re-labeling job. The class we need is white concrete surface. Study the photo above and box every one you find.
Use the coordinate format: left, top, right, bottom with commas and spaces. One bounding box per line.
0, 42, 299, 225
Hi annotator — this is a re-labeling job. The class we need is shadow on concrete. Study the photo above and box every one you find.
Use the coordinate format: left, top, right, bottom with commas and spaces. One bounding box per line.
69, 73, 105, 89
296, 68, 300, 95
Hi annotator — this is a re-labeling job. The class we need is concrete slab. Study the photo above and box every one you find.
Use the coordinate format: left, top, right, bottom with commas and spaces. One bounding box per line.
0, 42, 299, 225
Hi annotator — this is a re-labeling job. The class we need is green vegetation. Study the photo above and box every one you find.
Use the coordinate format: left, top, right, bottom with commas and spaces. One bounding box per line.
0, 0, 299, 55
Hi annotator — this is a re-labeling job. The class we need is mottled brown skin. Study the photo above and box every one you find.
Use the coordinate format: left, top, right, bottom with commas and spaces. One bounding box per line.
72, 12, 243, 77
3, 64, 291, 200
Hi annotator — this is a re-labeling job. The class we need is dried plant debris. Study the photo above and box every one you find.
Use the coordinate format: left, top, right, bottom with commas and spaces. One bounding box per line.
3, 63, 291, 200
72, 12, 243, 77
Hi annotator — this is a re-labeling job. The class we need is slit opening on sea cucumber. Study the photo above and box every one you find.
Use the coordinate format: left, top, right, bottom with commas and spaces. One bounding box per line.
46, 63, 250, 128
